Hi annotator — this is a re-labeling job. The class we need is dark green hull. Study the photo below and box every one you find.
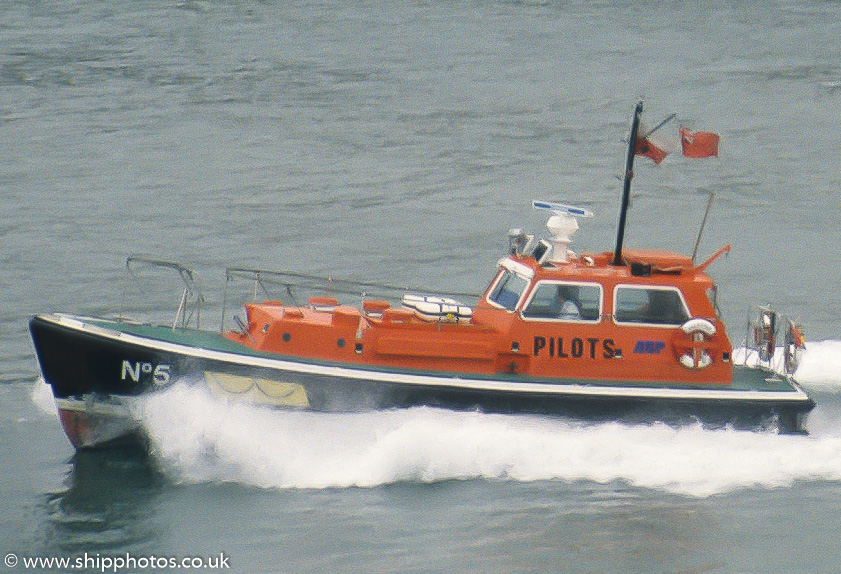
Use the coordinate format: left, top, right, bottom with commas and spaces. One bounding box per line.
30, 314, 815, 447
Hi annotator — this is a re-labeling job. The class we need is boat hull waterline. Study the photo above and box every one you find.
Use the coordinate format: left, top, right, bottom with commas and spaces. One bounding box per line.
30, 313, 814, 447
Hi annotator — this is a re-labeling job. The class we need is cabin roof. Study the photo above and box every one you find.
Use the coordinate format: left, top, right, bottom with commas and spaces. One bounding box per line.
620, 249, 694, 271
504, 248, 705, 282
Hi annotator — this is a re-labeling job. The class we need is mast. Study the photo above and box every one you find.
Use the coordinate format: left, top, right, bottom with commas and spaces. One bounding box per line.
612, 101, 644, 266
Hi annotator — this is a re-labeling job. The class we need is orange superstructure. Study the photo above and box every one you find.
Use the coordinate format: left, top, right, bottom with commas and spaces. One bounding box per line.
225, 243, 734, 387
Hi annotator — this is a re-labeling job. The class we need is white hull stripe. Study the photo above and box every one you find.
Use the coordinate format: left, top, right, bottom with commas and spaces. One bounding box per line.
47, 314, 812, 404
56, 397, 137, 416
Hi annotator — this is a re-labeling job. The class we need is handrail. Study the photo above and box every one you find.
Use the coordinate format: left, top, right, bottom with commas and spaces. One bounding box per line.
222, 266, 481, 331
121, 256, 204, 330
225, 267, 480, 300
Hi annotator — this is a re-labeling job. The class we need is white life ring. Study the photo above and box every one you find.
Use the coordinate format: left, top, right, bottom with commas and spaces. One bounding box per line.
676, 318, 716, 369
680, 318, 717, 337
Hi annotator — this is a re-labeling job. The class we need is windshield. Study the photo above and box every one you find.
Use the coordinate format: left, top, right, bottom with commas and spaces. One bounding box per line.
522, 281, 602, 322
487, 269, 529, 311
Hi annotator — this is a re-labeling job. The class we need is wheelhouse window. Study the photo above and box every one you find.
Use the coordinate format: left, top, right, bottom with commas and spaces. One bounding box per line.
706, 286, 721, 318
487, 269, 529, 311
522, 282, 602, 322
614, 286, 690, 326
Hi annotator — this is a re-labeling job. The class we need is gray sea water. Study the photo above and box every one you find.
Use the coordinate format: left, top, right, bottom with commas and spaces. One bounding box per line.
4, 1, 841, 572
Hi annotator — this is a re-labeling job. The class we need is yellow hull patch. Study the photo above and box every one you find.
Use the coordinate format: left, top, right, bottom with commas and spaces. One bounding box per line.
203, 372, 310, 408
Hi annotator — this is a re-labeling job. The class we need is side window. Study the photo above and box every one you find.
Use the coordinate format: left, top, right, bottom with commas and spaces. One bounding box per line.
488, 270, 529, 311
614, 286, 690, 325
522, 282, 601, 322
706, 286, 721, 318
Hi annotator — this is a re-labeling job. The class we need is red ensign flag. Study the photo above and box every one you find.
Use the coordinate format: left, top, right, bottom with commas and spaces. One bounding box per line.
634, 137, 669, 165
680, 127, 720, 158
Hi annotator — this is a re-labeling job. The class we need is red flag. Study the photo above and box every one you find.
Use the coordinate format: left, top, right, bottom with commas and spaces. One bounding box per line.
634, 137, 668, 165
680, 127, 719, 158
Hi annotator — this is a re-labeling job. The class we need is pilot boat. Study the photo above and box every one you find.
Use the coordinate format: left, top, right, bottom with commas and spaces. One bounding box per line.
29, 103, 815, 448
